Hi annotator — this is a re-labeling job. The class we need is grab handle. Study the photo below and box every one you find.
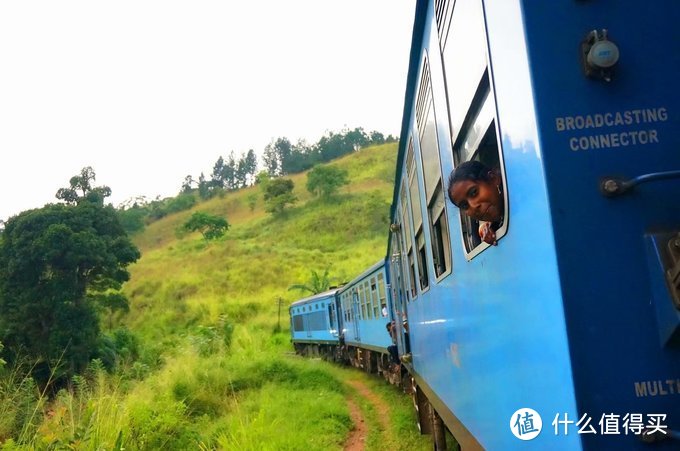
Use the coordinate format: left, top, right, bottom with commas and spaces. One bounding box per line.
600, 170, 680, 197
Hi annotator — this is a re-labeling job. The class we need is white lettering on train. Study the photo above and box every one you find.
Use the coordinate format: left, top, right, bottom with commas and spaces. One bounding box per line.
554, 106, 667, 151
634, 379, 680, 397
569, 129, 659, 151
556, 107, 668, 131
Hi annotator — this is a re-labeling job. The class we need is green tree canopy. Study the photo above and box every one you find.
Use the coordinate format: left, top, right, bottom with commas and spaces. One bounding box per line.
0, 199, 140, 382
181, 212, 229, 240
262, 178, 297, 215
306, 165, 349, 199
55, 166, 112, 205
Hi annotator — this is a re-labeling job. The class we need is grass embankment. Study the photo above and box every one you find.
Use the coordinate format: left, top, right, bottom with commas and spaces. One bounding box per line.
1, 143, 430, 450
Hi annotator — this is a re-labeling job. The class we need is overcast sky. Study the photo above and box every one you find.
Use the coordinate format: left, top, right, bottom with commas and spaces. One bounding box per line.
0, 1, 414, 221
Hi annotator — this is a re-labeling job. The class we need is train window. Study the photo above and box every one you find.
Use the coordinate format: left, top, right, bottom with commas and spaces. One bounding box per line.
438, 0, 488, 145
328, 304, 335, 330
365, 282, 372, 319
417, 233, 429, 289
430, 186, 451, 275
364, 281, 372, 319
400, 181, 418, 300
377, 272, 387, 312
357, 285, 364, 319
293, 314, 304, 332
370, 278, 380, 318
341, 295, 346, 321
442, 0, 507, 257
416, 57, 452, 280
407, 140, 430, 292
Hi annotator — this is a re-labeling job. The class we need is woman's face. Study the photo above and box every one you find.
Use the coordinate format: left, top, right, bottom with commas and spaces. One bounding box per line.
449, 175, 503, 222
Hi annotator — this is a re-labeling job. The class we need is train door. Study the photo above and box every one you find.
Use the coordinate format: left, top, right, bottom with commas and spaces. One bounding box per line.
351, 290, 361, 341
327, 302, 337, 336
390, 209, 411, 355
304, 307, 312, 338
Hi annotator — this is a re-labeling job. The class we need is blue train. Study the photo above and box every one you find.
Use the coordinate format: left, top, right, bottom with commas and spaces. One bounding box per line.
291, 0, 680, 449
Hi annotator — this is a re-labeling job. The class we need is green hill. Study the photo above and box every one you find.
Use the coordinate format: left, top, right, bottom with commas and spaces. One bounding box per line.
124, 142, 396, 342
3, 142, 430, 450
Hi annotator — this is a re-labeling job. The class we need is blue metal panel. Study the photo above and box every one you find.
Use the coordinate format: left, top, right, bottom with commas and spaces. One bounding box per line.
519, 1, 680, 450
390, 0, 581, 448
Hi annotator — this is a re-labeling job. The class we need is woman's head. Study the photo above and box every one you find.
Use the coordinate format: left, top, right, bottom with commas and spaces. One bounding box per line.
447, 160, 504, 223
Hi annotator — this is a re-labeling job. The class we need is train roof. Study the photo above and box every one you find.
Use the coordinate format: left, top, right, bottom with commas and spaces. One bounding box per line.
289, 288, 339, 308
337, 259, 386, 295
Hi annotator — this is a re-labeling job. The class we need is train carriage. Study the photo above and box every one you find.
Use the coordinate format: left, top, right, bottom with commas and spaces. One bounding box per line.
289, 289, 340, 358
386, 0, 680, 449
290, 0, 679, 449
337, 260, 395, 373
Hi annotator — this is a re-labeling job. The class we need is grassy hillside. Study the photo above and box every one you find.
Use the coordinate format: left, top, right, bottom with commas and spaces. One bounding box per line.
124, 143, 396, 341
2, 143, 430, 450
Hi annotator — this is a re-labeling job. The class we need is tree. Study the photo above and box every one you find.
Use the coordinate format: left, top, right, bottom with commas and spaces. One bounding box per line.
262, 141, 280, 176
181, 175, 196, 194
262, 178, 297, 215
55, 166, 112, 205
306, 165, 349, 199
288, 268, 333, 295
198, 173, 211, 199
0, 193, 140, 383
285, 139, 318, 174
345, 127, 369, 151
210, 156, 226, 189
181, 212, 229, 240
239, 149, 258, 187
369, 130, 385, 145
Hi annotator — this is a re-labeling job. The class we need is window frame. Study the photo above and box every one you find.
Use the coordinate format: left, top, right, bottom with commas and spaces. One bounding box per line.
439, 0, 509, 260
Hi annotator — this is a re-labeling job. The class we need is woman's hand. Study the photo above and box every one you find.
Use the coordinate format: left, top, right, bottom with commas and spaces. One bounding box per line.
478, 222, 498, 245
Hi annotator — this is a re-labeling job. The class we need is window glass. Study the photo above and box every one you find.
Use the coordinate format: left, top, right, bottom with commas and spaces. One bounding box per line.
417, 232, 429, 289
365, 281, 372, 319
440, 0, 488, 145
358, 285, 366, 319
430, 185, 451, 276
416, 57, 452, 280
377, 272, 387, 309
400, 181, 417, 300
371, 278, 380, 318
407, 140, 429, 292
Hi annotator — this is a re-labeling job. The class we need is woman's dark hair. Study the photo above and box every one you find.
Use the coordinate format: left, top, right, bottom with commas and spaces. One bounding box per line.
448, 160, 493, 185
447, 160, 495, 203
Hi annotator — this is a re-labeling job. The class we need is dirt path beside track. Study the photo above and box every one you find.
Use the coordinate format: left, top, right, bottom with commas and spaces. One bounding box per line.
343, 378, 391, 451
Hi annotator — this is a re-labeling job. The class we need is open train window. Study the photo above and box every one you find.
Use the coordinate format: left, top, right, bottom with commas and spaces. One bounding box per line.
416, 56, 452, 280
441, 0, 507, 258
370, 278, 380, 318
328, 304, 335, 330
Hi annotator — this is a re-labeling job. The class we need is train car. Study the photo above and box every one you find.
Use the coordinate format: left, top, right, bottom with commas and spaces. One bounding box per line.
289, 289, 341, 359
337, 260, 395, 374
386, 0, 680, 450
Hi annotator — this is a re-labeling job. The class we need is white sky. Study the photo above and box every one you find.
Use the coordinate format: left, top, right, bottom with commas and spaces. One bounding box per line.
0, 1, 414, 221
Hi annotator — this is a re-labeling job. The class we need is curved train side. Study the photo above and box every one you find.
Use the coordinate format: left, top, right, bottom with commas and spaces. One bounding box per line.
291, 0, 679, 449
